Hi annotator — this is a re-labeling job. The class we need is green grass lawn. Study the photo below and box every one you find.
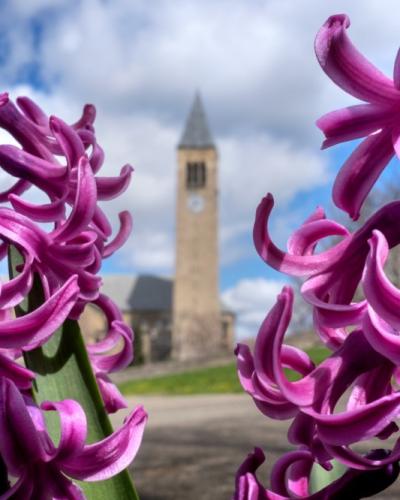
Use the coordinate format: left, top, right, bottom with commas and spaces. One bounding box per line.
118, 344, 330, 396
119, 363, 243, 396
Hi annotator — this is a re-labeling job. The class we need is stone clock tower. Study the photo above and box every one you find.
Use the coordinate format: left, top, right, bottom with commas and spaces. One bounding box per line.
172, 94, 221, 360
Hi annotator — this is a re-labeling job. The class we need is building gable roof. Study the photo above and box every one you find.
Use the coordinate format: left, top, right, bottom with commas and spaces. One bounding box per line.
128, 275, 172, 311
101, 275, 172, 312
100, 274, 234, 314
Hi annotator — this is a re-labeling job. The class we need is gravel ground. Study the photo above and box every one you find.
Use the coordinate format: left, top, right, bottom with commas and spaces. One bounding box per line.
111, 395, 400, 500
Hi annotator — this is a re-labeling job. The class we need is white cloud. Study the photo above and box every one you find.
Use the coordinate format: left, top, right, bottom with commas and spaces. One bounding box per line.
32, 0, 324, 145
95, 113, 178, 271
124, 231, 174, 270
27, 0, 400, 143
222, 276, 316, 341
0, 0, 399, 280
2, 1, 400, 136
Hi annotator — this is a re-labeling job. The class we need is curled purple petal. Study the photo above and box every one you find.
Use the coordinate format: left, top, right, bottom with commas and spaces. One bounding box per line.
310, 392, 400, 445
50, 116, 85, 169
287, 216, 349, 257
49, 232, 98, 269
332, 130, 394, 220
51, 156, 97, 242
317, 103, 395, 149
88, 320, 133, 373
95, 373, 128, 413
16, 96, 49, 128
233, 448, 274, 500
270, 449, 313, 497
235, 343, 297, 420
102, 211, 133, 258
72, 103, 96, 130
0, 96, 54, 159
41, 399, 87, 461
363, 229, 400, 329
96, 164, 133, 200
77, 129, 104, 173
315, 14, 399, 104
61, 405, 147, 481
9, 193, 66, 222
363, 307, 400, 364
0, 144, 67, 198
0, 378, 46, 473
92, 206, 113, 238
0, 276, 79, 349
0, 253, 33, 308
253, 194, 350, 276
0, 351, 34, 390
325, 441, 400, 470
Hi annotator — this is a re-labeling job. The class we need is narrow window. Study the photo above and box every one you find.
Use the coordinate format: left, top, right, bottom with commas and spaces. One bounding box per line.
186, 162, 206, 188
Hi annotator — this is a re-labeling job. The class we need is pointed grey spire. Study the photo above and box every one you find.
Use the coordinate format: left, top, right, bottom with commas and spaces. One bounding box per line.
178, 93, 215, 149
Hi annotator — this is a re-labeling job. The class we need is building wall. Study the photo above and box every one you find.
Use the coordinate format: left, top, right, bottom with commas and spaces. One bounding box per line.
79, 300, 233, 364
131, 311, 172, 362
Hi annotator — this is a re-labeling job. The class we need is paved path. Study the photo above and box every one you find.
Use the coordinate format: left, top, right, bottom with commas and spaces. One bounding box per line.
111, 395, 400, 500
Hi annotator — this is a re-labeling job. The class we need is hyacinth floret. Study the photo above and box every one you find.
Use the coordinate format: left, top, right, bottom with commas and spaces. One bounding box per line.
315, 14, 400, 220
0, 93, 146, 497
234, 14, 400, 499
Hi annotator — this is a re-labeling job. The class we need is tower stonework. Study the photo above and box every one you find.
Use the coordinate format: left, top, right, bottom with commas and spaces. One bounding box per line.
172, 94, 221, 361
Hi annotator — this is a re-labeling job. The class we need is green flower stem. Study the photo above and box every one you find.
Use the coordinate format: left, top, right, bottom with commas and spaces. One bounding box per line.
10, 247, 139, 499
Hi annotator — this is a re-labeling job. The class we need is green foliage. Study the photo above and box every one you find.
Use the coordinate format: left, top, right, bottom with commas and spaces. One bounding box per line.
119, 363, 243, 395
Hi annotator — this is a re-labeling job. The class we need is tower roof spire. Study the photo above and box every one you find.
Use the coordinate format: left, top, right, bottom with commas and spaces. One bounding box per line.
178, 93, 215, 149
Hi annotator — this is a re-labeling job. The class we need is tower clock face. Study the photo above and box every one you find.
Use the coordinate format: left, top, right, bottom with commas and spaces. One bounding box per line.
187, 193, 205, 213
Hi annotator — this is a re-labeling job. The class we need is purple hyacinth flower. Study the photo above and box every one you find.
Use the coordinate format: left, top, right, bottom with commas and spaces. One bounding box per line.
234, 11, 400, 500
0, 94, 137, 413
0, 92, 146, 497
0, 377, 147, 499
0, 94, 133, 316
234, 190, 400, 496
315, 14, 400, 219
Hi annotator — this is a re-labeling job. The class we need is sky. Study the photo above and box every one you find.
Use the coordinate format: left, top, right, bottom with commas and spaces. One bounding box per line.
0, 0, 400, 339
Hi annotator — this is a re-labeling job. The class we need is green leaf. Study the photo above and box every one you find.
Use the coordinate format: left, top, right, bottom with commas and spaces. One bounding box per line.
9, 247, 139, 499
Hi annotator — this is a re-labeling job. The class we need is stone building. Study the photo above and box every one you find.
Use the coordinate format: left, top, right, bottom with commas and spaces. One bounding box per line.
80, 95, 235, 363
